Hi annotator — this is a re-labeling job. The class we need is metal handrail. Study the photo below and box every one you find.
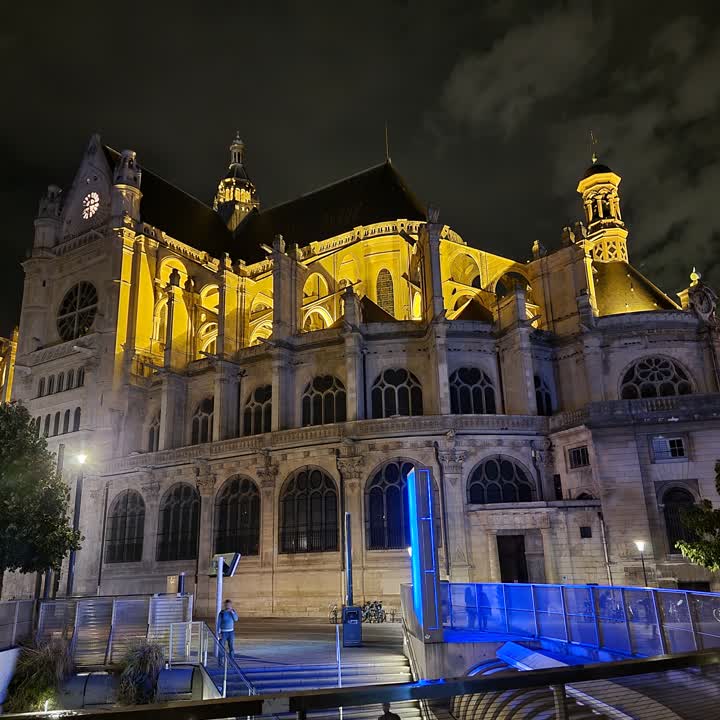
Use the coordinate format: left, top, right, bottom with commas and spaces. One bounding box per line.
400, 617, 431, 720
12, 648, 719, 720
168, 621, 255, 696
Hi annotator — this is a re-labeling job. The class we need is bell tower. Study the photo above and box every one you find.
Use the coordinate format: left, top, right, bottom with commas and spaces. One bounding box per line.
213, 133, 260, 231
576, 158, 628, 263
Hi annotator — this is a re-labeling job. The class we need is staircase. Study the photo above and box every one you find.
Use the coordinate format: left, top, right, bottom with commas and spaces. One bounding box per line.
205, 622, 421, 720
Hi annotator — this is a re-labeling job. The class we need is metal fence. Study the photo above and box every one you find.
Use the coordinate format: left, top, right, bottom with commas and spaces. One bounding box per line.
438, 582, 720, 657
4, 647, 719, 720
0, 600, 34, 649
36, 594, 193, 667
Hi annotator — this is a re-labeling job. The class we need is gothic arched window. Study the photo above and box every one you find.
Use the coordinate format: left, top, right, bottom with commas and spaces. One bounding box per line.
57, 373, 65, 393
73, 407, 81, 432
37, 378, 45, 397
449, 368, 497, 414
52, 412, 60, 436
371, 369, 423, 418
302, 376, 347, 426
620, 357, 693, 399
243, 385, 272, 436
191, 397, 214, 445
376, 269, 395, 317
279, 467, 338, 554
366, 461, 413, 550
157, 483, 200, 561
105, 490, 145, 563
77, 368, 85, 387
214, 476, 260, 556
663, 488, 696, 553
43, 415, 50, 436
148, 413, 160, 452
467, 456, 537, 504
48, 375, 55, 395
535, 375, 553, 416
57, 282, 98, 342
62, 409, 70, 434
67, 369, 75, 389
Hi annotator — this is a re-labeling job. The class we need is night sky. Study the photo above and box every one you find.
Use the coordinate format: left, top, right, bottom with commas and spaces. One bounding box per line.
3, 1, 719, 335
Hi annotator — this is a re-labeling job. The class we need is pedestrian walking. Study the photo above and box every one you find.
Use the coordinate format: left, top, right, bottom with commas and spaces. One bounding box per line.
378, 702, 401, 720
218, 599, 238, 660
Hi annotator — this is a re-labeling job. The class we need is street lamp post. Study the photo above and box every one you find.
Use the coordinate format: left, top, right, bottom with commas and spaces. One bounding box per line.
66, 454, 87, 597
634, 540, 649, 587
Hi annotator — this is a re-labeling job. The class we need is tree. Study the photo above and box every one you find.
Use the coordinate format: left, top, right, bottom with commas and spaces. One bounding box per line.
0, 403, 81, 597
676, 461, 720, 571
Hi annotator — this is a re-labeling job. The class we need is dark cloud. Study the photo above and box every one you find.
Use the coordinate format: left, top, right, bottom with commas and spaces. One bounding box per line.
1, 1, 718, 334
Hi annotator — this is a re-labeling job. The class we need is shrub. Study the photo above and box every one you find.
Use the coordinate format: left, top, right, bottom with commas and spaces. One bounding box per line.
4, 638, 73, 713
117, 640, 165, 705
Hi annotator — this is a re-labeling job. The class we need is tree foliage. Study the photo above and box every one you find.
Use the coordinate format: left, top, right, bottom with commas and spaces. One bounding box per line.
676, 461, 720, 571
0, 403, 81, 594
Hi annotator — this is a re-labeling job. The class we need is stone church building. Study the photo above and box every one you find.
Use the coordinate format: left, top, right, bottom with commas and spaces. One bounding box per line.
3, 133, 719, 615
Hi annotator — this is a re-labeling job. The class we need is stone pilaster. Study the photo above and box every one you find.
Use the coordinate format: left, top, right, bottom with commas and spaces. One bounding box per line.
336, 445, 366, 601
140, 470, 161, 567
582, 333, 605, 402
342, 286, 364, 421
437, 435, 470, 581
540, 526, 558, 583
532, 438, 554, 501
194, 460, 217, 578
159, 372, 187, 450
271, 347, 292, 431
256, 452, 279, 570
213, 360, 239, 440
486, 530, 501, 582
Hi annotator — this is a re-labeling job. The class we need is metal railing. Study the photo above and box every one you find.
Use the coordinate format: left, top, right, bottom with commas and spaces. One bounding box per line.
168, 621, 255, 697
433, 581, 720, 657
36, 594, 193, 666
5, 647, 719, 720
0, 600, 34, 649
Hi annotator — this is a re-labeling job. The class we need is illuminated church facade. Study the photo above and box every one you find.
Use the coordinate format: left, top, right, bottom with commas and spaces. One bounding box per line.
3, 133, 720, 613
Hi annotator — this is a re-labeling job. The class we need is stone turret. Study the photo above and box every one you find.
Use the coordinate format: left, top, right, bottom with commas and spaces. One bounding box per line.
34, 184, 62, 249
111, 149, 142, 222
213, 133, 260, 232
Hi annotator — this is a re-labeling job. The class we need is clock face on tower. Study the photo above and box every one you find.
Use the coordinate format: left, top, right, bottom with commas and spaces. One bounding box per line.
82, 191, 100, 220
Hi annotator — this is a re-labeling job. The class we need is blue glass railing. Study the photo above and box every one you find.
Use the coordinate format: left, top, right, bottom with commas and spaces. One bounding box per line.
408, 582, 720, 657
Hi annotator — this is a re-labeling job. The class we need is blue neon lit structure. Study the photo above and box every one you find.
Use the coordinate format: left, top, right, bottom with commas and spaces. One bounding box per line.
407, 466, 441, 639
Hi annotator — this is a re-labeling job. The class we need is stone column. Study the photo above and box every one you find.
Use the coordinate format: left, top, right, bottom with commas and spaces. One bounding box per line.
540, 526, 558, 584
437, 439, 470, 582
337, 448, 366, 601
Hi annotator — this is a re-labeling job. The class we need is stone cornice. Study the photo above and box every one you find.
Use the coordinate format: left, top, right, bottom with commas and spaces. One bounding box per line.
550, 392, 720, 432
101, 413, 549, 475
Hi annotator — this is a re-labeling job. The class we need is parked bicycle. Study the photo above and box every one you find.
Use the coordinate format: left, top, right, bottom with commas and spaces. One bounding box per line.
362, 600, 386, 623
328, 603, 339, 624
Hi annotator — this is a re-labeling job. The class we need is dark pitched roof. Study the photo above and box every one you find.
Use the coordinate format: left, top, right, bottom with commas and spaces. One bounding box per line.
583, 162, 613, 179
454, 297, 494, 323
592, 261, 678, 316
103, 146, 233, 256
360, 296, 397, 323
233, 161, 426, 263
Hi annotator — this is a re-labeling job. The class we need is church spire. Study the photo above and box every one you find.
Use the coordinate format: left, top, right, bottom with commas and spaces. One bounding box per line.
213, 133, 259, 231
